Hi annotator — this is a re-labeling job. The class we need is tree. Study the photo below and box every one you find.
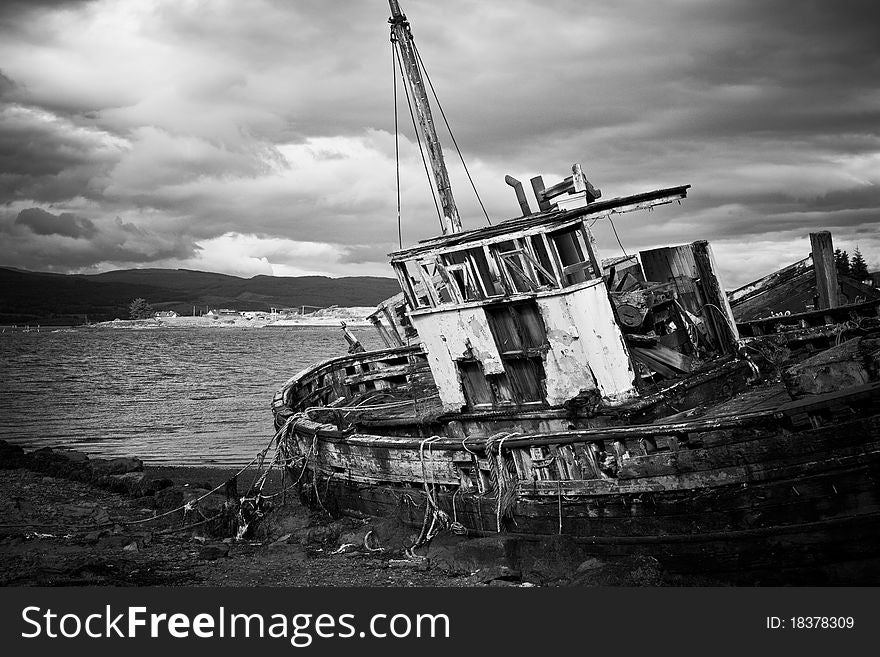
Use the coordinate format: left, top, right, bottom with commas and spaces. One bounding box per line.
834, 248, 850, 276
129, 297, 153, 319
850, 247, 869, 282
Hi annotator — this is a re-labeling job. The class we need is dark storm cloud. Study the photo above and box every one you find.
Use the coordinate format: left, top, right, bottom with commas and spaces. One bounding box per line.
0, 207, 197, 272
0, 0, 877, 278
15, 207, 96, 239
0, 0, 92, 21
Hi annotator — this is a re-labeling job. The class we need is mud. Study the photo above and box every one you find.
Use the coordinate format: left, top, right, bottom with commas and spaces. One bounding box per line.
0, 442, 701, 587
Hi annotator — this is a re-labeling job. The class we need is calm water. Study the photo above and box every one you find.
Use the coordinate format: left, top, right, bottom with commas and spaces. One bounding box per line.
0, 326, 382, 466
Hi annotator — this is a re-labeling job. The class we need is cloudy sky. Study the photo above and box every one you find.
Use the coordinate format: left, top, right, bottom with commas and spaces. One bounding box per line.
1, 0, 877, 287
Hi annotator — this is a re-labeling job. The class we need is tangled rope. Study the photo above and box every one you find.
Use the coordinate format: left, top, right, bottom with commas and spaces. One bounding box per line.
405, 436, 468, 557
121, 416, 298, 529
485, 432, 520, 532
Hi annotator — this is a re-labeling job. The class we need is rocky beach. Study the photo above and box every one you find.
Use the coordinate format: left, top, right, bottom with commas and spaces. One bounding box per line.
0, 441, 688, 587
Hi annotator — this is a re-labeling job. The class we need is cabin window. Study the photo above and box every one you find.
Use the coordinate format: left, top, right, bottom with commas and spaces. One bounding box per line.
493, 241, 535, 293
489, 238, 559, 294
551, 226, 595, 287
442, 251, 484, 302
469, 247, 504, 296
399, 260, 435, 308
529, 235, 559, 287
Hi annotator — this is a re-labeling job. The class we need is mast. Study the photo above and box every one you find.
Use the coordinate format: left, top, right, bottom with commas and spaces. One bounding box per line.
389, 0, 462, 234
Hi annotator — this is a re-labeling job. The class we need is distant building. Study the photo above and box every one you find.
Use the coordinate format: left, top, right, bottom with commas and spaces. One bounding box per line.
217, 309, 240, 316
154, 310, 179, 318
869, 271, 880, 289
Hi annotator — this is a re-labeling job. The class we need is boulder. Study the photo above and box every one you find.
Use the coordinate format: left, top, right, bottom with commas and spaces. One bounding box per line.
103, 472, 148, 497
57, 503, 110, 525
53, 449, 89, 464
154, 485, 187, 510
517, 535, 584, 584
567, 555, 664, 586
0, 440, 27, 469
90, 457, 143, 477
29, 447, 91, 479
425, 534, 519, 576
198, 543, 230, 560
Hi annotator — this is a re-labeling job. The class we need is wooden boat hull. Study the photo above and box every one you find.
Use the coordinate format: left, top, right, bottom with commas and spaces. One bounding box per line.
323, 479, 880, 583
275, 382, 880, 582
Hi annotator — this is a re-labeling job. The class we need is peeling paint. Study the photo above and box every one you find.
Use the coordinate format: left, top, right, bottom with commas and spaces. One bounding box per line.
546, 327, 579, 346
412, 278, 636, 411
537, 281, 636, 404
411, 305, 505, 411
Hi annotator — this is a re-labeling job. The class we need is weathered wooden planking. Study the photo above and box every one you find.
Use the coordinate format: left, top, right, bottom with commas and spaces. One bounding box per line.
616, 417, 880, 480
293, 413, 879, 489
519, 449, 879, 497
305, 442, 880, 529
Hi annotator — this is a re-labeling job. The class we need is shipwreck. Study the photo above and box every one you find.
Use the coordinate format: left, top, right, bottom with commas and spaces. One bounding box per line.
269, 1, 880, 583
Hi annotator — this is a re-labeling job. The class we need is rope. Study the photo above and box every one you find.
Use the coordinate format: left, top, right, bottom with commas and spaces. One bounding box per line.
121, 416, 296, 527
485, 432, 520, 532
392, 40, 402, 249
393, 39, 444, 231
408, 435, 459, 553
608, 214, 628, 257
413, 41, 491, 226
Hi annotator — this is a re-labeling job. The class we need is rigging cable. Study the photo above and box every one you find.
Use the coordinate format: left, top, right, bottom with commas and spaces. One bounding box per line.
392, 41, 402, 248
608, 213, 629, 257
393, 39, 444, 231
413, 42, 492, 226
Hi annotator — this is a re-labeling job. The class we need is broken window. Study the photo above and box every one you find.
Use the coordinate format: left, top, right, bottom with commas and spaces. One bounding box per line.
529, 235, 559, 287
442, 251, 484, 302
491, 239, 558, 293
469, 247, 504, 297
550, 226, 597, 287
396, 261, 435, 309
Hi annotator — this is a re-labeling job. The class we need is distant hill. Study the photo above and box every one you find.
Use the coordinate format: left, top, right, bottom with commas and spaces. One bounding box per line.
0, 267, 400, 325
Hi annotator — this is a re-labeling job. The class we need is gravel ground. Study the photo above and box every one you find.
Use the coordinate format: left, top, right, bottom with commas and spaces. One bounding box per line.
0, 466, 484, 587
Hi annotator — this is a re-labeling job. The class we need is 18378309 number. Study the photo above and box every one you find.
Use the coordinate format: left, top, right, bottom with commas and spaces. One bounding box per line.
792, 617, 854, 629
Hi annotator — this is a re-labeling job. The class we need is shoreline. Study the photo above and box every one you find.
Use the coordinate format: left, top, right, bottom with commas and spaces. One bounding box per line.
0, 441, 700, 586
0, 442, 481, 587
90, 316, 373, 329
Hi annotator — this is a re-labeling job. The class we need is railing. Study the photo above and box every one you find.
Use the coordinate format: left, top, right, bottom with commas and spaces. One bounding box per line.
272, 344, 434, 414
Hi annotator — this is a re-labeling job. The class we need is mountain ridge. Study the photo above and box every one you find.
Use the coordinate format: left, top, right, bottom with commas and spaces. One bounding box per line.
0, 266, 400, 324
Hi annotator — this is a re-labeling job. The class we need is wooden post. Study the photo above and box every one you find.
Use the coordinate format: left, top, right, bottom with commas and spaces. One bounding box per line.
691, 241, 740, 354
368, 315, 393, 348
380, 306, 405, 345
810, 231, 839, 310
